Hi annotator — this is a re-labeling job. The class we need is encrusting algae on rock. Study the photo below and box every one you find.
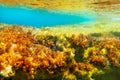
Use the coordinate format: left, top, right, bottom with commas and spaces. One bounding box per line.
0, 24, 120, 80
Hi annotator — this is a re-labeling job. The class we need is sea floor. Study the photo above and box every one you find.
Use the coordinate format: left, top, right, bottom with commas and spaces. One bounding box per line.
0, 0, 120, 80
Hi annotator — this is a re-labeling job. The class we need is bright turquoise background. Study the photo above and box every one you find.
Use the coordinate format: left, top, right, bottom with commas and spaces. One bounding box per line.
0, 6, 96, 28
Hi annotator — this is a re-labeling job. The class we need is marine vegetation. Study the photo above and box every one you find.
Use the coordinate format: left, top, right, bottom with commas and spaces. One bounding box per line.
0, 24, 120, 80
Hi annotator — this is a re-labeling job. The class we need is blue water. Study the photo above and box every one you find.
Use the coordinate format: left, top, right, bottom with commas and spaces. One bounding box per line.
0, 6, 96, 28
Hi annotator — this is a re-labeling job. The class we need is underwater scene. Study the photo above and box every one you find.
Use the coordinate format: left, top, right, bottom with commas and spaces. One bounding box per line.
0, 0, 120, 80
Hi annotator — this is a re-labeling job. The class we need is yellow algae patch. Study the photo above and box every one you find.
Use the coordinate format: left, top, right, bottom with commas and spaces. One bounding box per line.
0, 0, 88, 11
43, 22, 120, 36
0, 0, 23, 5
0, 0, 120, 11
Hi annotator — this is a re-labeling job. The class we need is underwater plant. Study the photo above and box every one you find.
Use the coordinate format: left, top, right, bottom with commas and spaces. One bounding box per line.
0, 24, 119, 80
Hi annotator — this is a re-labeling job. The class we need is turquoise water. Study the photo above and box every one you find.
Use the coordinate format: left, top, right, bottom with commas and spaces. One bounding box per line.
0, 6, 96, 28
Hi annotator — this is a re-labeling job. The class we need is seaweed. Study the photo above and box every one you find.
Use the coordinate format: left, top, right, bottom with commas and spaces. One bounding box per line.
0, 25, 120, 80
111, 31, 120, 37
90, 33, 102, 37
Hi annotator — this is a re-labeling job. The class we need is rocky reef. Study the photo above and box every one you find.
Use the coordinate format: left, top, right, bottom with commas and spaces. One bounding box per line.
0, 24, 120, 80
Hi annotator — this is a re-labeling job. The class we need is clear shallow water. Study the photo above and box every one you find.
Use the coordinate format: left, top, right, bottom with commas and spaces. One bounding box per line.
0, 6, 96, 28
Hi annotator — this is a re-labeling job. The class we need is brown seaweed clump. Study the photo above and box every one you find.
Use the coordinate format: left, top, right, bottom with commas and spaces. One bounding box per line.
0, 26, 70, 79
0, 25, 120, 80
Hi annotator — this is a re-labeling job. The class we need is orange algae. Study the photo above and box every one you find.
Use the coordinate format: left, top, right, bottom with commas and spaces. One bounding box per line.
0, 0, 88, 11
0, 25, 120, 79
0, 0, 120, 12
0, 26, 67, 79
0, 0, 120, 79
